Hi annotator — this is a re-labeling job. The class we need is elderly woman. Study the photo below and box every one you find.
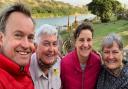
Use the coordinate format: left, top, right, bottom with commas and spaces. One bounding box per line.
96, 33, 128, 89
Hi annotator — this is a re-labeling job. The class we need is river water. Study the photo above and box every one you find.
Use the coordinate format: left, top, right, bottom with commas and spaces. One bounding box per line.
35, 14, 96, 29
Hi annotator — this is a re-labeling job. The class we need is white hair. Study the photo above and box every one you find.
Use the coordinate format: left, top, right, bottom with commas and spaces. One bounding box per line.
35, 24, 58, 44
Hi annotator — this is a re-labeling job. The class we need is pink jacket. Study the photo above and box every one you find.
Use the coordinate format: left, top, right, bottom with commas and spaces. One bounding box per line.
61, 50, 101, 89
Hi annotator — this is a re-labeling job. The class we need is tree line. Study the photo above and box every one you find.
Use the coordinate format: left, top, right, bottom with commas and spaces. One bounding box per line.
31, 0, 88, 18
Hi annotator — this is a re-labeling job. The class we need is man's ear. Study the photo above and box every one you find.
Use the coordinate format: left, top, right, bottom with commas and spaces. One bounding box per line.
0, 32, 4, 47
34, 43, 38, 50
32, 43, 38, 53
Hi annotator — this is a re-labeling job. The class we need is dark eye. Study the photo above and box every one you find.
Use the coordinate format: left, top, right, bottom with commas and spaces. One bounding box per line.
28, 35, 34, 42
103, 51, 109, 54
79, 38, 84, 42
42, 42, 50, 47
113, 51, 119, 54
53, 42, 57, 46
87, 38, 92, 42
14, 33, 23, 39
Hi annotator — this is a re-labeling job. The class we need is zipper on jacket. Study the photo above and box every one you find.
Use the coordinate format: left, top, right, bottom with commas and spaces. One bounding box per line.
82, 70, 85, 89
20, 66, 24, 72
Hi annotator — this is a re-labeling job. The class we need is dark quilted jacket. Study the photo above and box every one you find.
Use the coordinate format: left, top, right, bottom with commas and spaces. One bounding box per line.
96, 61, 128, 89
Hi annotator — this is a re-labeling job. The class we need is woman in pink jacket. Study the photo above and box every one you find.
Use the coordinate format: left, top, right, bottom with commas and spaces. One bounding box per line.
61, 23, 101, 89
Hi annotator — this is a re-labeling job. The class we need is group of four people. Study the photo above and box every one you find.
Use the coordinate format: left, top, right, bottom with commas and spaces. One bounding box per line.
0, 3, 128, 89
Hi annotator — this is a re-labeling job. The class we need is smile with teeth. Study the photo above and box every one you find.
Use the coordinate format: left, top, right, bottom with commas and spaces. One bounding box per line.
16, 51, 30, 55
81, 48, 89, 51
47, 54, 54, 57
106, 60, 116, 64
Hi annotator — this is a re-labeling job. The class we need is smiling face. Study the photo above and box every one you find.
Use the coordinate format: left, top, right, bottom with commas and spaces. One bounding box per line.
75, 29, 93, 63
36, 34, 58, 66
102, 41, 123, 70
0, 12, 35, 66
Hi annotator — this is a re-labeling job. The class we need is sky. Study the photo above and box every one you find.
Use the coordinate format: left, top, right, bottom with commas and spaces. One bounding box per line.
55, 0, 128, 6
55, 0, 92, 6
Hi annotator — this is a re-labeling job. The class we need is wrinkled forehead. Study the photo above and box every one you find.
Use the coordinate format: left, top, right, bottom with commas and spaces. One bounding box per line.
39, 34, 58, 41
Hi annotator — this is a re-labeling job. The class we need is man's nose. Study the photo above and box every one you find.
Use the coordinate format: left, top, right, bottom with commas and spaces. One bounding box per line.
21, 37, 30, 48
48, 44, 55, 51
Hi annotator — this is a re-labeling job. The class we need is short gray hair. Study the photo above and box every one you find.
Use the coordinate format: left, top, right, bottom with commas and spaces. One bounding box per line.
35, 24, 58, 44
101, 33, 123, 51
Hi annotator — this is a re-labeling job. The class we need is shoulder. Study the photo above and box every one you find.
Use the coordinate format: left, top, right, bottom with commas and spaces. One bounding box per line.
120, 64, 128, 89
123, 63, 128, 77
91, 50, 101, 59
63, 51, 74, 59
0, 68, 11, 87
90, 51, 101, 64
53, 57, 61, 68
0, 68, 9, 78
99, 66, 107, 74
30, 53, 37, 62
61, 51, 75, 63
0, 83, 4, 89
30, 53, 37, 68
60, 51, 76, 71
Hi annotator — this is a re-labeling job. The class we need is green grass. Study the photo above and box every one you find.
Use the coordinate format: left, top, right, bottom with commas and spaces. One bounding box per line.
93, 20, 128, 50
61, 20, 128, 52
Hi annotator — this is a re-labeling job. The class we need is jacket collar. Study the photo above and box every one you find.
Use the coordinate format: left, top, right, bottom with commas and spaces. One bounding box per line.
0, 53, 29, 75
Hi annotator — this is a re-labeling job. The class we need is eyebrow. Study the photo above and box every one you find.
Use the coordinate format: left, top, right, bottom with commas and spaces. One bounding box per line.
14, 30, 34, 35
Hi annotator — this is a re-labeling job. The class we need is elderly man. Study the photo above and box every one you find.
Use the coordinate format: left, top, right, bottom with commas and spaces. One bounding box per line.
29, 24, 61, 89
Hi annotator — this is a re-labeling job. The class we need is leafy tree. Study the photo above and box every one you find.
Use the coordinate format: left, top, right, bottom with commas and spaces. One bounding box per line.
88, 0, 123, 22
